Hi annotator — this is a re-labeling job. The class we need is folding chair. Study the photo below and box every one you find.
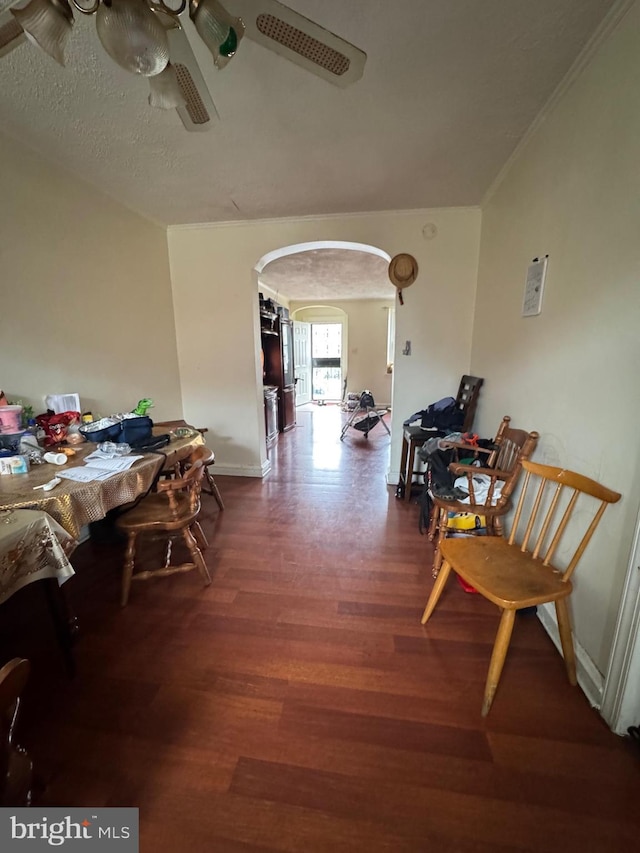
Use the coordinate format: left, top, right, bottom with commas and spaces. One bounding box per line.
340, 390, 390, 440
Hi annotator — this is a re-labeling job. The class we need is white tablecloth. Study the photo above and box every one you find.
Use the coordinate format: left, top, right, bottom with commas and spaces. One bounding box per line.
0, 509, 77, 605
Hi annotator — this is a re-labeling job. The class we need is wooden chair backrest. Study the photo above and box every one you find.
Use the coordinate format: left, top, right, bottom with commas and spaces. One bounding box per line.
156, 446, 213, 517
491, 416, 539, 477
455, 375, 483, 432
508, 460, 621, 582
467, 418, 539, 510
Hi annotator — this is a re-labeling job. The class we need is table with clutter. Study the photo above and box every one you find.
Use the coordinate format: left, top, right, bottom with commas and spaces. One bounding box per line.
0, 425, 205, 539
0, 397, 206, 672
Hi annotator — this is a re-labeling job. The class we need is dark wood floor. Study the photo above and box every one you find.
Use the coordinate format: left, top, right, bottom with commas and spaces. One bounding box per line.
2, 405, 638, 851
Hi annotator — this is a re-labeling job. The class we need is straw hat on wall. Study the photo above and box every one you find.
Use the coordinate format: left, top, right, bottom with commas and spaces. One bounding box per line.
388, 254, 418, 302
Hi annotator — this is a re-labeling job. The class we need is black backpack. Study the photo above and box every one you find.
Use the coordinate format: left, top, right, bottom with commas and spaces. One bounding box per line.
420, 397, 464, 432
418, 446, 476, 535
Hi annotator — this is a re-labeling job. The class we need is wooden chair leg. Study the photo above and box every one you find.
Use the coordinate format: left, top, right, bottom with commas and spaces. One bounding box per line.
421, 561, 452, 625
555, 597, 577, 686
482, 608, 516, 716
182, 527, 211, 586
427, 504, 440, 542
121, 531, 137, 607
192, 521, 208, 550
204, 468, 225, 510
432, 509, 447, 578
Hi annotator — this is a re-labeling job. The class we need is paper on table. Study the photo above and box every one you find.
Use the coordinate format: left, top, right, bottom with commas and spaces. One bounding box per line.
84, 452, 144, 471
58, 454, 145, 482
58, 467, 120, 483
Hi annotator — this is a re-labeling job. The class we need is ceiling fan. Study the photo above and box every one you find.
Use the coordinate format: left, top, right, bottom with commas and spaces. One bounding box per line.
0, 0, 366, 131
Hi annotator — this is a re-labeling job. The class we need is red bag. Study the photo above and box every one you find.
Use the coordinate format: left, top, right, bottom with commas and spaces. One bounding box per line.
35, 411, 80, 447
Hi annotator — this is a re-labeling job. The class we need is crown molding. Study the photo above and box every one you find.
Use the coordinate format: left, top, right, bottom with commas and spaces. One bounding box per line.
166, 206, 481, 233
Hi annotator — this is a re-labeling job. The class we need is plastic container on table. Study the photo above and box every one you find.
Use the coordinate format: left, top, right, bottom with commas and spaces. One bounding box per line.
0, 405, 23, 432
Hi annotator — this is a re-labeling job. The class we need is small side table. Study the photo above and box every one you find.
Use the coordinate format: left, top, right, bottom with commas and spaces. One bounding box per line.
398, 425, 436, 502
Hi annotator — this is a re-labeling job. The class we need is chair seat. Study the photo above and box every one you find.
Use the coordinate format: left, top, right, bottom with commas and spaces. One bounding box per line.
440, 537, 572, 609
116, 492, 198, 532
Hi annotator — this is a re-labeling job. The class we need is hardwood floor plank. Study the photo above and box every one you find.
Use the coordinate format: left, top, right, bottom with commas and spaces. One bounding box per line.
2, 405, 637, 852
279, 702, 493, 761
228, 757, 638, 852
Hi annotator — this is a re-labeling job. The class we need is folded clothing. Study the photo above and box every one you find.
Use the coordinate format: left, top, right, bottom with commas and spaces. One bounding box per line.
454, 473, 503, 506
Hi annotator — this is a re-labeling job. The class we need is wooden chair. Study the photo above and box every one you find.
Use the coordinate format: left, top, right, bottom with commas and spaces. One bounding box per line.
455, 374, 484, 433
428, 416, 539, 576
0, 658, 33, 806
421, 460, 621, 716
154, 421, 224, 511
398, 375, 483, 502
199, 446, 225, 511
115, 446, 213, 606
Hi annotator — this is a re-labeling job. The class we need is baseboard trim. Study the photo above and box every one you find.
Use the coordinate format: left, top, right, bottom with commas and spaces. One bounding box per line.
537, 603, 604, 709
212, 462, 268, 478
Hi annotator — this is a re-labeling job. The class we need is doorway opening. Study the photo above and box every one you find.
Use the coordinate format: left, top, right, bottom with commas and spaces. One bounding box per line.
311, 323, 342, 402
292, 307, 347, 407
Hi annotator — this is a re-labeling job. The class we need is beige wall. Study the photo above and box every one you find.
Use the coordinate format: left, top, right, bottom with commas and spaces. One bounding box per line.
168, 209, 481, 477
290, 300, 394, 407
472, 3, 640, 677
0, 133, 182, 421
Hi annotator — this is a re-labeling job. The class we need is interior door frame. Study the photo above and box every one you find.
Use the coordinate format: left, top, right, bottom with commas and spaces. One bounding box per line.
601, 501, 640, 734
293, 320, 312, 406
310, 320, 345, 401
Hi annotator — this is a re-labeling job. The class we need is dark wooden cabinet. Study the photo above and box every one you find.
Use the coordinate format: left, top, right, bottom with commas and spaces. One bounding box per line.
261, 310, 296, 435
280, 384, 296, 433
264, 386, 279, 448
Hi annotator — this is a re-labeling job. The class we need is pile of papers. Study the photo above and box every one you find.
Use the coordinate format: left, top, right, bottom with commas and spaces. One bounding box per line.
58, 450, 144, 483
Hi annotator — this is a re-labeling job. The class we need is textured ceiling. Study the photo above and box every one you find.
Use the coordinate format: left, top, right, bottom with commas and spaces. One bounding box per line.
259, 247, 395, 302
0, 0, 617, 228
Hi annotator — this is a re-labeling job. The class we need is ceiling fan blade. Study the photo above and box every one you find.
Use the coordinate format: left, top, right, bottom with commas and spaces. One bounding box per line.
0, 15, 25, 58
163, 20, 219, 132
230, 0, 366, 87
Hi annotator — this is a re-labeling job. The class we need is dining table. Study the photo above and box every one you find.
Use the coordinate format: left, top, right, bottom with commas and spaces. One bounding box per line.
0, 425, 205, 674
0, 426, 205, 539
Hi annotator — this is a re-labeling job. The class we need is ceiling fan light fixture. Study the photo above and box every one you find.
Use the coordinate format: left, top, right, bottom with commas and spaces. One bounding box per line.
189, 0, 244, 69
95, 0, 169, 76
11, 0, 74, 66
148, 60, 185, 109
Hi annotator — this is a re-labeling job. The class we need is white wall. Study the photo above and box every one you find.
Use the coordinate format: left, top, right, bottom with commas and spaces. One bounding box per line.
471, 3, 640, 680
290, 300, 394, 407
0, 133, 182, 421
168, 209, 481, 478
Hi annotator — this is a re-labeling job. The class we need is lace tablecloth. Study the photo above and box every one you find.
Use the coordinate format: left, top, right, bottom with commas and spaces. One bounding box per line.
0, 430, 204, 538
0, 509, 77, 605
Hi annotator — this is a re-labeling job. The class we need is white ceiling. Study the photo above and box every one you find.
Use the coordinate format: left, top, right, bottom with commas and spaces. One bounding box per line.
259, 246, 396, 302
0, 0, 616, 230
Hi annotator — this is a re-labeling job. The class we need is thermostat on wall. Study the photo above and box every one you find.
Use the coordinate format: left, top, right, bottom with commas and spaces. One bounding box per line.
522, 255, 548, 317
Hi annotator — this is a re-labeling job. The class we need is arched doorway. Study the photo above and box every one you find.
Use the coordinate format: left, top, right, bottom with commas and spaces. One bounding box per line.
254, 240, 394, 431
